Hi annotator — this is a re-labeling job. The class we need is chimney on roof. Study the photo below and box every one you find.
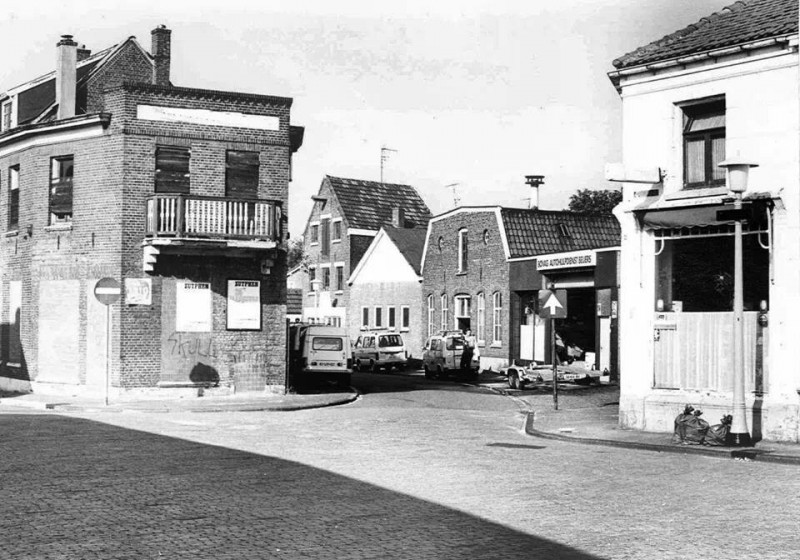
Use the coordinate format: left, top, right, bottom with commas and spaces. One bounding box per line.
392, 207, 406, 228
525, 175, 545, 210
77, 45, 91, 62
151, 25, 172, 86
56, 34, 78, 120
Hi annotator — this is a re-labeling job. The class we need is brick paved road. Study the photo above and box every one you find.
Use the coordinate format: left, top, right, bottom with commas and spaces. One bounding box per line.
2, 373, 799, 559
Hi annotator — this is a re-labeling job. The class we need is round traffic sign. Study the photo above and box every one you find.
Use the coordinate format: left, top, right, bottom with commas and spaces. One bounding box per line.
94, 277, 121, 305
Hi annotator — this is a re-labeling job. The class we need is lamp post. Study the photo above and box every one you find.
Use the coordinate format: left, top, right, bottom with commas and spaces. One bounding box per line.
718, 158, 758, 447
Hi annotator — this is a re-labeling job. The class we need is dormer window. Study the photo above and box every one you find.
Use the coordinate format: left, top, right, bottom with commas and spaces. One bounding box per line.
1, 100, 12, 132
557, 223, 571, 238
682, 98, 725, 189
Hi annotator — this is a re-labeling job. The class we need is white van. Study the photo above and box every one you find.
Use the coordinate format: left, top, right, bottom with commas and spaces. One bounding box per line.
288, 323, 351, 388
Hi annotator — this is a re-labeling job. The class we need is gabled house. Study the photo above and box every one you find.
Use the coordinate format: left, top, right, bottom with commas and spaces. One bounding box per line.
0, 26, 303, 397
347, 220, 427, 356
421, 203, 620, 372
301, 175, 431, 326
608, 0, 800, 441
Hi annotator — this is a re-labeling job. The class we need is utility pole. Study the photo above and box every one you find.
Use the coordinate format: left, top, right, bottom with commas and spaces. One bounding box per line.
380, 146, 397, 184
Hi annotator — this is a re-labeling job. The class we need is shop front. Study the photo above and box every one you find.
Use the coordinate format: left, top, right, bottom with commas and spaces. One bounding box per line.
509, 248, 619, 374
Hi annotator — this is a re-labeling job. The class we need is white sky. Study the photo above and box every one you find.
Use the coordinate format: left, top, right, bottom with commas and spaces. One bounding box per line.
0, 0, 733, 236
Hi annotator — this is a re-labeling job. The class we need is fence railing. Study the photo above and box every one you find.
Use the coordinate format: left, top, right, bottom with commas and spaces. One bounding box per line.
145, 195, 282, 241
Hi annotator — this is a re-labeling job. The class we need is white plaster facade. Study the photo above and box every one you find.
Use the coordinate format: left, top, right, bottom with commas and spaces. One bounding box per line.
610, 41, 800, 442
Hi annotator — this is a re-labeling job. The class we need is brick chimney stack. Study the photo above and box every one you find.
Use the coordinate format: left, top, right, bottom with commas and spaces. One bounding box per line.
56, 34, 78, 120
151, 25, 172, 86
392, 207, 406, 228
77, 45, 92, 62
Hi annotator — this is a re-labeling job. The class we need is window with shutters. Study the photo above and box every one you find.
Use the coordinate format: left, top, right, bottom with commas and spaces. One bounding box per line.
155, 146, 190, 194
225, 150, 259, 198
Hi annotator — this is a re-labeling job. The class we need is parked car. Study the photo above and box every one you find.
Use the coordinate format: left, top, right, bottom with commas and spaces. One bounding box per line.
503, 360, 599, 390
352, 331, 408, 372
422, 331, 479, 380
288, 323, 351, 389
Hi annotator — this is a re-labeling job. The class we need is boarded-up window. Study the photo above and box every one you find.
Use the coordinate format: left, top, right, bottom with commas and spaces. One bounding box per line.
49, 155, 73, 224
226, 150, 259, 198
155, 146, 190, 194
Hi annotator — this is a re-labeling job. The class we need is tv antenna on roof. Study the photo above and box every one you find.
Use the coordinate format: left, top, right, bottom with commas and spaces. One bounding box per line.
380, 146, 398, 184
445, 183, 461, 208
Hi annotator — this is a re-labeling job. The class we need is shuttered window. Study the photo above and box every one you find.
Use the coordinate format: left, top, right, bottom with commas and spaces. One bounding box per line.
226, 150, 259, 198
155, 146, 190, 194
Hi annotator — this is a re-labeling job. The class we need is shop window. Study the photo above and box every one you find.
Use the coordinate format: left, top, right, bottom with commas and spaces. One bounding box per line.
655, 235, 768, 312
427, 294, 435, 337
225, 150, 259, 198
477, 292, 486, 344
492, 291, 502, 344
8, 165, 19, 230
49, 155, 73, 224
458, 228, 468, 272
682, 98, 725, 189
155, 146, 190, 194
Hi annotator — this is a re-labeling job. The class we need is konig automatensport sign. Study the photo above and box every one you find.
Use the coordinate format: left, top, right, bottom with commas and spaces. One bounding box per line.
536, 250, 596, 271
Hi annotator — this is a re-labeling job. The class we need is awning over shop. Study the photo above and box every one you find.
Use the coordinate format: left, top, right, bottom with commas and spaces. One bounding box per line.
634, 191, 777, 231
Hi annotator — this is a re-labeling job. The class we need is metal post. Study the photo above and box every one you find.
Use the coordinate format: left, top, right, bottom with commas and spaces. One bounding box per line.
728, 192, 752, 445
105, 303, 111, 407
551, 318, 558, 410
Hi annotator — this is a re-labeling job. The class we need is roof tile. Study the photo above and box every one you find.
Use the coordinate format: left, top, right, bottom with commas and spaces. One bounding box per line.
327, 176, 431, 231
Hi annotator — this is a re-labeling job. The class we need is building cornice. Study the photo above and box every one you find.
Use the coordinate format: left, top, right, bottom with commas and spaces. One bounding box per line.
0, 113, 111, 158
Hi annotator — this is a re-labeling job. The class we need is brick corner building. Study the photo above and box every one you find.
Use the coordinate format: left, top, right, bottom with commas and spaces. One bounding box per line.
0, 27, 303, 396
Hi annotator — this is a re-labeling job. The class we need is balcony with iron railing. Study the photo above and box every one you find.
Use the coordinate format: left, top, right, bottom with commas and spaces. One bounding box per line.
145, 194, 283, 243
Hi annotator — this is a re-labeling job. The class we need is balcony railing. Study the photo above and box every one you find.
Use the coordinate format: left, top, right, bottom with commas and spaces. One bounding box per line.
145, 194, 282, 241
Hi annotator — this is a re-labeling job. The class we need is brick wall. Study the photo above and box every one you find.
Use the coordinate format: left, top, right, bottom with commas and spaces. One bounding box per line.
85, 41, 153, 113
421, 210, 511, 366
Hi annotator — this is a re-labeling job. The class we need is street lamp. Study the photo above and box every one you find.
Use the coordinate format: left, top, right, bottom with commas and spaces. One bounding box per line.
718, 157, 759, 447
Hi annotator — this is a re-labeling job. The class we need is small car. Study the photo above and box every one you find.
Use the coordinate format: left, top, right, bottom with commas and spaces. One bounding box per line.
352, 331, 408, 372
503, 360, 599, 390
422, 331, 479, 380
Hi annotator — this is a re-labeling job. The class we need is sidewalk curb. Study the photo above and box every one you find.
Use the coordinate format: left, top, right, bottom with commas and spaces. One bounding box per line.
524, 412, 800, 465
1, 389, 361, 414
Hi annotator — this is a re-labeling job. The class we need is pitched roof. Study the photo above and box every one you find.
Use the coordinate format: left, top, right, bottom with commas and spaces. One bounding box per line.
326, 176, 431, 231
286, 289, 303, 315
612, 0, 797, 70
500, 208, 620, 259
382, 226, 427, 275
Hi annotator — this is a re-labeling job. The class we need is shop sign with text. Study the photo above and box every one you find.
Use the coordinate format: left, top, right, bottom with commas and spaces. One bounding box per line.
536, 250, 596, 271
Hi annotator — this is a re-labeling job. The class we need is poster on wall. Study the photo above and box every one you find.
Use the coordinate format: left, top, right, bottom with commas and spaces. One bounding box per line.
176, 281, 212, 332
125, 278, 152, 305
227, 280, 261, 330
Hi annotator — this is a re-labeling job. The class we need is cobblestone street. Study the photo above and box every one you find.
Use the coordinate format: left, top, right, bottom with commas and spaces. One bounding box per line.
2, 374, 799, 559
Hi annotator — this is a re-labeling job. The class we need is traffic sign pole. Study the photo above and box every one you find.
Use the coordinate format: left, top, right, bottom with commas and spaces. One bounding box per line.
94, 278, 121, 407
551, 319, 558, 410
105, 305, 111, 406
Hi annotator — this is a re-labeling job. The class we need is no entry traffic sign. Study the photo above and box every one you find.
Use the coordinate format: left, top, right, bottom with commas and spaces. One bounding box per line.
94, 277, 121, 305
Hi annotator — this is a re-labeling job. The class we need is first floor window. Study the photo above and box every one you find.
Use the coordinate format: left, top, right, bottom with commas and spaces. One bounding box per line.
427, 295, 435, 338
225, 150, 259, 198
401, 306, 410, 330
492, 291, 502, 344
49, 155, 73, 224
388, 307, 396, 329
375, 306, 383, 328
322, 267, 331, 290
458, 228, 468, 272
440, 294, 448, 332
308, 267, 316, 285
362, 307, 370, 328
310, 224, 319, 243
155, 146, 190, 194
332, 220, 342, 241
682, 98, 725, 188
335, 265, 344, 291
8, 165, 19, 230
477, 292, 486, 343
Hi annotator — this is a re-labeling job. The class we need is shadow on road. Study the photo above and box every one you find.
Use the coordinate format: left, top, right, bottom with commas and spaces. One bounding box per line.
1, 413, 605, 560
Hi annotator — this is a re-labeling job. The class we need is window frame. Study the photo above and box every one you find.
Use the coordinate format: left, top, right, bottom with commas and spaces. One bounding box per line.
310, 223, 319, 245
440, 294, 448, 332
49, 155, 74, 225
332, 219, 343, 243
388, 306, 397, 329
225, 150, 259, 198
335, 265, 344, 292
1, 100, 12, 132
322, 266, 331, 291
361, 306, 370, 329
154, 146, 190, 194
476, 292, 486, 345
8, 165, 19, 230
681, 98, 726, 189
492, 291, 502, 346
457, 228, 468, 273
401, 305, 410, 331
374, 306, 383, 328
427, 294, 435, 338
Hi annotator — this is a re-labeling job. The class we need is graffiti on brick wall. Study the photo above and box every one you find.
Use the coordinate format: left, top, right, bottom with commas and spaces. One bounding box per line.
164, 331, 273, 385
167, 332, 215, 359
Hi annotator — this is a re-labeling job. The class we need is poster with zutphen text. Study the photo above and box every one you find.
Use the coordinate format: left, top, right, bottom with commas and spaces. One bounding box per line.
176, 281, 212, 332
227, 280, 261, 330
